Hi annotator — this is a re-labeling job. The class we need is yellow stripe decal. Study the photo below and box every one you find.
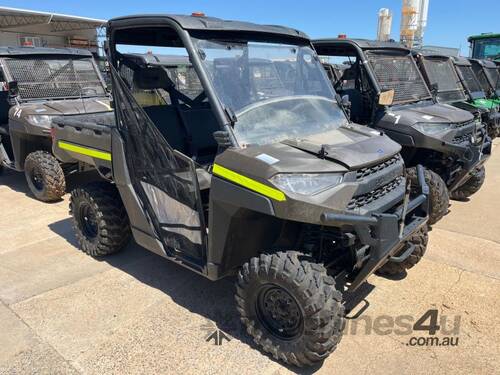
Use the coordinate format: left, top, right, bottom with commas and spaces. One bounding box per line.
58, 141, 112, 161
213, 164, 286, 202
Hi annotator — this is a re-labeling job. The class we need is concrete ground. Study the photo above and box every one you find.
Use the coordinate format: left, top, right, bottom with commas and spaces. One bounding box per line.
0, 140, 499, 375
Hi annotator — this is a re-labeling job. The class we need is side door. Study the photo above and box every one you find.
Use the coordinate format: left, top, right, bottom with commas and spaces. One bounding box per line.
109, 60, 208, 272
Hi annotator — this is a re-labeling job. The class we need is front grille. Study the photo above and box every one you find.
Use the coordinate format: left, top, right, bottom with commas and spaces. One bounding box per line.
347, 176, 404, 210
453, 119, 475, 129
356, 154, 401, 180
452, 133, 472, 144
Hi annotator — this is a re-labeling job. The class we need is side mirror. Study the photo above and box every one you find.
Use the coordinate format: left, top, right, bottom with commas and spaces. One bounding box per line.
430, 82, 439, 95
213, 131, 232, 151
7, 81, 18, 97
378, 89, 394, 106
341, 94, 351, 109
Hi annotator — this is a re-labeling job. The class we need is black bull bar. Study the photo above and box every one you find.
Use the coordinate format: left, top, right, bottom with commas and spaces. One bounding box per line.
321, 165, 429, 291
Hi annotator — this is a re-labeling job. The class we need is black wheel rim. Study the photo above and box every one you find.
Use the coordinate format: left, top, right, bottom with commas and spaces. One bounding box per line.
30, 167, 44, 191
78, 203, 98, 239
256, 284, 304, 340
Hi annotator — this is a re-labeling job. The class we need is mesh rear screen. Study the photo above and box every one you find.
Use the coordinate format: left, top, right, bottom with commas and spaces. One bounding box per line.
422, 58, 466, 102
471, 64, 492, 92
4, 57, 105, 100
485, 67, 500, 90
457, 65, 483, 94
367, 52, 431, 104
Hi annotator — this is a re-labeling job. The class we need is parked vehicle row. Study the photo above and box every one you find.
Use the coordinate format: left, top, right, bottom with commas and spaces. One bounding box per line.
0, 12, 497, 368
0, 47, 111, 201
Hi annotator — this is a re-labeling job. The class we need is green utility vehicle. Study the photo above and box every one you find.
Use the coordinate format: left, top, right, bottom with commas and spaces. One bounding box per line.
51, 14, 429, 367
451, 56, 500, 138
468, 33, 500, 61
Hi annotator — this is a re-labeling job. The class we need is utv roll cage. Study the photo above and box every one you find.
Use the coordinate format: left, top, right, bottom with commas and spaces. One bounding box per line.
313, 38, 433, 124
469, 58, 500, 98
452, 56, 488, 100
107, 14, 312, 150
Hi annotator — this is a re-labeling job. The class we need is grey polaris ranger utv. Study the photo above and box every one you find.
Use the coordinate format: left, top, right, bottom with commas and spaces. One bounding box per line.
313, 39, 491, 222
51, 14, 428, 367
413, 51, 497, 140
451, 56, 500, 139
0, 47, 111, 201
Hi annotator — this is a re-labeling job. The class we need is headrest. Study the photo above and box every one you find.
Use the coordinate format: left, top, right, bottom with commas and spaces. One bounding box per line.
133, 67, 172, 90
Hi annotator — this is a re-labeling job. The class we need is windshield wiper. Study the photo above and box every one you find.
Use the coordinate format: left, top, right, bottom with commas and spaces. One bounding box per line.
318, 144, 329, 159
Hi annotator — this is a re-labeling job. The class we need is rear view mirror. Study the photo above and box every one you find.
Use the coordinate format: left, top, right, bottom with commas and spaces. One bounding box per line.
378, 89, 394, 106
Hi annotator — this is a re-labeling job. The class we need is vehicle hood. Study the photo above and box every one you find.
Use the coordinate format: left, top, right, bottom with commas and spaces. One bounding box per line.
11, 97, 112, 117
391, 102, 474, 125
218, 124, 401, 179
281, 125, 401, 170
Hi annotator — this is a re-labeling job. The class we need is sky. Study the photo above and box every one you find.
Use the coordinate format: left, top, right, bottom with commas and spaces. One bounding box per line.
1, 0, 499, 55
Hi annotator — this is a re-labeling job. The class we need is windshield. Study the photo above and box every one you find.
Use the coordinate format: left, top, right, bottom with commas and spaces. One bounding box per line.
422, 58, 466, 102
4, 56, 106, 100
456, 65, 484, 97
472, 37, 500, 60
194, 39, 347, 145
366, 51, 431, 104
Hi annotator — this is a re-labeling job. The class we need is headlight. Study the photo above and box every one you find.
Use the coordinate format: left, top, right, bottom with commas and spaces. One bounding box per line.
270, 173, 343, 195
413, 122, 453, 135
25, 115, 54, 128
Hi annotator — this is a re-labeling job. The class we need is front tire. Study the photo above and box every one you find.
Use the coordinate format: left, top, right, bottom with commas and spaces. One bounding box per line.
406, 167, 449, 225
377, 226, 428, 276
236, 251, 345, 367
450, 165, 485, 201
24, 151, 66, 202
70, 182, 131, 257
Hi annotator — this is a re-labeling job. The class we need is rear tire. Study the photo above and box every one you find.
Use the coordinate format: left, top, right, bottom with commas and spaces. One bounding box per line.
450, 166, 485, 201
376, 226, 429, 276
24, 151, 65, 202
70, 182, 131, 257
406, 167, 449, 226
236, 251, 345, 367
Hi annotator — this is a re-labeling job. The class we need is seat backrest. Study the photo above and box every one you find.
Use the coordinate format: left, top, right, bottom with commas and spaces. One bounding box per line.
143, 105, 187, 153
178, 107, 220, 164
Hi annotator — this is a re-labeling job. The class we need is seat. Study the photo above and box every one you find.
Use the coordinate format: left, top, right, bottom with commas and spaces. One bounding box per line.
143, 105, 188, 154
178, 107, 219, 165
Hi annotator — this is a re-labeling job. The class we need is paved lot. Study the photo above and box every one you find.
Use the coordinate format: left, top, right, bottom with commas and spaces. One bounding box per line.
1, 140, 499, 375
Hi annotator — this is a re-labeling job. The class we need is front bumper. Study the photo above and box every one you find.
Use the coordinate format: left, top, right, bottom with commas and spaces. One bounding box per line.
448, 131, 491, 192
486, 111, 500, 133
321, 165, 429, 291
